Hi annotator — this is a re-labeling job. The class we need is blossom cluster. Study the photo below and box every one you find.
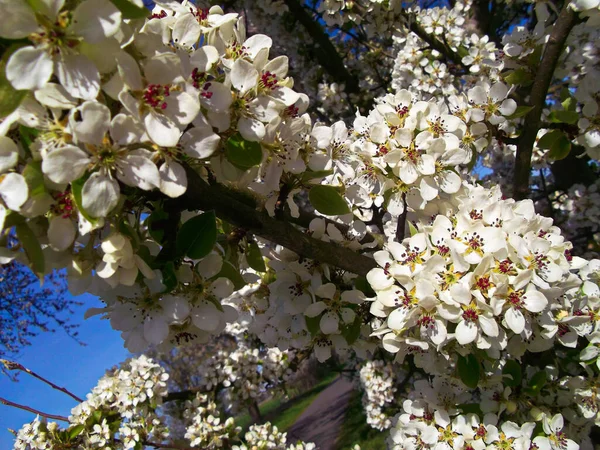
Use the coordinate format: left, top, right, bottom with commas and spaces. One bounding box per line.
358, 360, 398, 430
15, 355, 169, 450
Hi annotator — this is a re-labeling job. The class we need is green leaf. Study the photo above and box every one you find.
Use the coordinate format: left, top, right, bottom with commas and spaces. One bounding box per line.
457, 354, 480, 389
176, 211, 217, 259
525, 370, 547, 396
561, 96, 576, 112
161, 261, 178, 292
306, 315, 321, 336
16, 222, 45, 278
22, 161, 46, 198
308, 185, 350, 216
504, 68, 532, 86
109, 0, 149, 19
300, 169, 333, 183
502, 360, 522, 387
67, 424, 85, 440
146, 209, 169, 243
538, 130, 572, 161
0, 48, 27, 118
457, 45, 469, 58
246, 239, 266, 272
3, 211, 25, 229
547, 110, 579, 125
341, 316, 362, 345
506, 105, 533, 120
19, 126, 39, 156
354, 276, 376, 297
457, 403, 483, 416
215, 260, 246, 290
408, 221, 419, 237
71, 174, 99, 224
224, 133, 263, 170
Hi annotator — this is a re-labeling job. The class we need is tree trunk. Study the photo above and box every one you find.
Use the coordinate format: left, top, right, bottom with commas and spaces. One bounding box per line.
248, 400, 263, 424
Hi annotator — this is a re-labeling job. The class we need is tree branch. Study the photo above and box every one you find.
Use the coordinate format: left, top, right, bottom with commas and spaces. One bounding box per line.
1, 360, 83, 402
0, 397, 69, 422
512, 4, 578, 200
402, 13, 468, 75
282, 0, 360, 93
169, 167, 378, 277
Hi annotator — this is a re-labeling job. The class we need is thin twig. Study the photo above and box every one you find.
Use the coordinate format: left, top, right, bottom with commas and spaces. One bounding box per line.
0, 397, 69, 422
1, 360, 83, 402
512, 4, 579, 200
395, 194, 408, 242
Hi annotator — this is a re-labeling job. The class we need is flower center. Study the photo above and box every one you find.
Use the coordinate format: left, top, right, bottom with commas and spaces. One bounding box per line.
143, 84, 171, 110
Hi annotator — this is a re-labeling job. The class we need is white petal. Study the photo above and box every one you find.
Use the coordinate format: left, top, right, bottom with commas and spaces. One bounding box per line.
116, 51, 143, 91
71, 0, 121, 43
269, 87, 300, 107
143, 314, 169, 345
117, 154, 160, 190
6, 47, 53, 91
190, 46, 219, 72
505, 307, 525, 334
72, 101, 111, 145
455, 320, 478, 344
144, 111, 181, 147
181, 126, 220, 159
0, 0, 38, 39
161, 295, 190, 321
523, 290, 547, 313
56, 54, 100, 100
110, 113, 146, 145
196, 253, 223, 279
191, 301, 219, 331
42, 146, 91, 183
243, 34, 272, 60
0, 173, 28, 209
0, 136, 19, 173
489, 82, 508, 102
34, 83, 77, 109
479, 315, 499, 337
230, 59, 258, 96
159, 161, 187, 198
172, 13, 201, 49
164, 91, 200, 128
367, 268, 394, 290
238, 117, 265, 142
48, 216, 76, 251
320, 311, 339, 334
304, 301, 328, 317
210, 277, 234, 298
81, 172, 119, 217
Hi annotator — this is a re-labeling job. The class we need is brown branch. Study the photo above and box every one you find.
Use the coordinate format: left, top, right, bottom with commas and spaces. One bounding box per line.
512, 4, 579, 200
395, 194, 408, 242
282, 0, 360, 93
169, 167, 378, 277
0, 397, 69, 422
1, 360, 83, 402
402, 12, 469, 75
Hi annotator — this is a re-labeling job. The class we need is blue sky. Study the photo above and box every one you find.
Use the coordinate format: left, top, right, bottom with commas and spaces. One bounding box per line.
0, 294, 128, 449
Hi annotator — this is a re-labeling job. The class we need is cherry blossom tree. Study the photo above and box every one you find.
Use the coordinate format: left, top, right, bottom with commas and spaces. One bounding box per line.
2, 0, 600, 449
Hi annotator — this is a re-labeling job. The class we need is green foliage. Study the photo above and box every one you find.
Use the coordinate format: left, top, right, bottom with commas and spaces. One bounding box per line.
538, 130, 571, 161
176, 211, 217, 259
109, 0, 149, 19
335, 390, 387, 450
215, 260, 246, 290
225, 133, 263, 170
16, 222, 45, 279
457, 354, 480, 389
502, 360, 522, 387
246, 239, 266, 272
309, 185, 350, 216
